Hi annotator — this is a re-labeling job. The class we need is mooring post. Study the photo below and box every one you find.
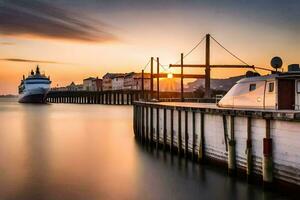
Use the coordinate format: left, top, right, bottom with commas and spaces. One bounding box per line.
163, 108, 167, 151
180, 53, 184, 102
198, 113, 205, 162
246, 117, 253, 182
228, 115, 236, 175
263, 118, 273, 187
185, 110, 188, 158
156, 108, 160, 150
178, 110, 182, 156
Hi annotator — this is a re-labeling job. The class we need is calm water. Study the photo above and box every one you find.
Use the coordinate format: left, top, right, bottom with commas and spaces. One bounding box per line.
0, 98, 296, 200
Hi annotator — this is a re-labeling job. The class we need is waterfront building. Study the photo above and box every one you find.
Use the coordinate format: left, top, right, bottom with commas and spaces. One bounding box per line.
112, 74, 126, 90
67, 82, 84, 91
123, 72, 151, 90
92, 77, 102, 91
83, 77, 96, 91
102, 73, 125, 91
83, 77, 102, 91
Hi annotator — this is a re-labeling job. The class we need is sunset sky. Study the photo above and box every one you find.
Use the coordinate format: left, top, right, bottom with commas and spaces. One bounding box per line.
0, 0, 299, 94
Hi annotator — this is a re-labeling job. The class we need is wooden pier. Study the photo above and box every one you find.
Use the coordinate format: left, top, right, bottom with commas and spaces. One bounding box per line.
46, 90, 214, 105
47, 90, 140, 105
133, 101, 300, 188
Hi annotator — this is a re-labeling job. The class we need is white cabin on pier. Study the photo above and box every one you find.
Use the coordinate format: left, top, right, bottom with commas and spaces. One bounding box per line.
218, 65, 300, 110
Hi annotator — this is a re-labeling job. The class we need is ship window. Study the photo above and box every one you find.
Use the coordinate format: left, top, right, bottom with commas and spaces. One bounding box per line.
268, 82, 274, 92
249, 84, 256, 91
297, 81, 300, 93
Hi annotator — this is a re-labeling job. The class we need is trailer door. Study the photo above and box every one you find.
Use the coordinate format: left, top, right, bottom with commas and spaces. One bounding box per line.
278, 79, 295, 110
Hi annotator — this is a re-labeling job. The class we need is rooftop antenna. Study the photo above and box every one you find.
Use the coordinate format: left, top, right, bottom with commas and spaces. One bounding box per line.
271, 56, 283, 72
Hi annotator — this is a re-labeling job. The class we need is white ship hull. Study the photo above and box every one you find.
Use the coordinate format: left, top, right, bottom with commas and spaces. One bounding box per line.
18, 87, 49, 103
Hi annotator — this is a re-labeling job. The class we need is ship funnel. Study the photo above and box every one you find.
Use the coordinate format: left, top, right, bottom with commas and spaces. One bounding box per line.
36, 65, 40, 74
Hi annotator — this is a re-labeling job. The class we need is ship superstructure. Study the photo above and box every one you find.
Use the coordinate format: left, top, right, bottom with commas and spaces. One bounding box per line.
18, 66, 51, 103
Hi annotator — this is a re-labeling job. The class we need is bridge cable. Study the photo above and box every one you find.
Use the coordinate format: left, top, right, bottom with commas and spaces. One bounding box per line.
153, 58, 168, 72
175, 35, 206, 64
142, 59, 151, 71
210, 35, 250, 66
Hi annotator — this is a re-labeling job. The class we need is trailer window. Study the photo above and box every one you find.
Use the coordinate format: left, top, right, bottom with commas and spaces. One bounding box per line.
249, 84, 256, 91
268, 82, 274, 92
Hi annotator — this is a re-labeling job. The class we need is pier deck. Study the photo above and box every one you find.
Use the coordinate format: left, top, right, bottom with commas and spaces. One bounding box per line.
138, 101, 300, 121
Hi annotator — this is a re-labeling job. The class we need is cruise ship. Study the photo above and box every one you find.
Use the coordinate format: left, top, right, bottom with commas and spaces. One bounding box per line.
18, 66, 51, 103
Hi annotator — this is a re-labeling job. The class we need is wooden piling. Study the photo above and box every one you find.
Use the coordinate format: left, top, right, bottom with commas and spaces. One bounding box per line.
192, 111, 196, 161
163, 108, 167, 150
133, 105, 137, 136
198, 112, 205, 162
150, 107, 154, 146
263, 118, 273, 187
170, 109, 174, 154
228, 115, 236, 175
156, 108, 160, 150
127, 93, 130, 105
246, 117, 253, 182
185, 110, 188, 158
141, 105, 145, 143
130, 93, 133, 105
146, 106, 149, 143
178, 110, 182, 156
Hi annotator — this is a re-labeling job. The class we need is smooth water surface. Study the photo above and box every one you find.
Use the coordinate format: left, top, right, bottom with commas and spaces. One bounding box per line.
0, 98, 296, 200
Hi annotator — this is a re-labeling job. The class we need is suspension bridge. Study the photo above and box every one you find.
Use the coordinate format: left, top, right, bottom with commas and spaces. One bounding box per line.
140, 33, 273, 102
